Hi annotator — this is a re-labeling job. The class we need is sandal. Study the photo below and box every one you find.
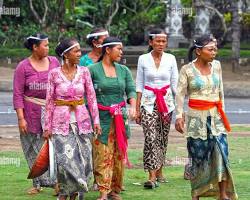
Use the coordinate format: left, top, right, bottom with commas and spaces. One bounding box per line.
143, 180, 159, 189
108, 191, 122, 200
156, 177, 169, 183
27, 187, 42, 195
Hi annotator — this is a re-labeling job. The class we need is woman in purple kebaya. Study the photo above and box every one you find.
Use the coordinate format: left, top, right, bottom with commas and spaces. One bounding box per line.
13, 33, 60, 195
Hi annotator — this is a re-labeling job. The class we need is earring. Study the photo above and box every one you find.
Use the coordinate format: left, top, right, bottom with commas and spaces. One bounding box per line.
65, 58, 69, 65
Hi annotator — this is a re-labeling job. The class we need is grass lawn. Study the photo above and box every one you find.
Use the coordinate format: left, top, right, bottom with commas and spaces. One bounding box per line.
0, 135, 250, 200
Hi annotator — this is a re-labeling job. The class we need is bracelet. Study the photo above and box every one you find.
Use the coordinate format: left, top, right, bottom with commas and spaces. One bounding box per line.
18, 118, 24, 121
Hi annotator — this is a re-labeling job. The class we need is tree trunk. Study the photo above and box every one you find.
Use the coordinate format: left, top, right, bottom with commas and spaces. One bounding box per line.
29, 0, 48, 29
231, 0, 241, 73
57, 0, 65, 27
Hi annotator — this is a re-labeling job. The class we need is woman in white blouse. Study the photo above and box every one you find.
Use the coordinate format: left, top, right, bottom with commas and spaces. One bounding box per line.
135, 28, 178, 189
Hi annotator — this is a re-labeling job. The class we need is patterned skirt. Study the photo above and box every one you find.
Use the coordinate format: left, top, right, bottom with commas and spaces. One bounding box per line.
93, 121, 124, 194
140, 105, 172, 171
20, 133, 56, 187
187, 117, 238, 199
53, 123, 93, 196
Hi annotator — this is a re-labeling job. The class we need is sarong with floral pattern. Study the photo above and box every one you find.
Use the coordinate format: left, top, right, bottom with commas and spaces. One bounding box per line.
187, 117, 238, 199
53, 123, 93, 196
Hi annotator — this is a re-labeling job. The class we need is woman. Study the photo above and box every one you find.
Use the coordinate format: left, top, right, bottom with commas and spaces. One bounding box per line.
13, 33, 59, 195
80, 28, 109, 192
80, 28, 109, 66
43, 38, 101, 200
135, 28, 178, 189
88, 37, 136, 200
175, 35, 238, 200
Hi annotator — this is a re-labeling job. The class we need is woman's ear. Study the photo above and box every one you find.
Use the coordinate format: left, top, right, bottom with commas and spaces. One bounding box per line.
32, 44, 38, 51
105, 47, 111, 55
92, 39, 98, 47
149, 40, 153, 47
196, 48, 201, 56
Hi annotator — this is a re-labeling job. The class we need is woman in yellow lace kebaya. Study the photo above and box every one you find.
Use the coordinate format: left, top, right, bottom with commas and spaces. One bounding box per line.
175, 35, 237, 200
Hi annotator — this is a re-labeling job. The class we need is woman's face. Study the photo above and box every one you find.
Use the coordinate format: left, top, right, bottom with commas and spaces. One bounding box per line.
197, 42, 218, 62
33, 39, 49, 57
65, 43, 82, 65
93, 34, 108, 49
107, 44, 123, 62
149, 35, 167, 53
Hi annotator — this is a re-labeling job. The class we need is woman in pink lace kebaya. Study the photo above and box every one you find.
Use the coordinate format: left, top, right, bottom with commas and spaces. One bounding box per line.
43, 38, 101, 200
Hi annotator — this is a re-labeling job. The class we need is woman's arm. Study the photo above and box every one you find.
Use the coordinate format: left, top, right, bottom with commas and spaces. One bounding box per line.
135, 92, 142, 124
175, 66, 188, 134
84, 68, 99, 124
13, 64, 28, 134
170, 56, 179, 96
43, 71, 56, 138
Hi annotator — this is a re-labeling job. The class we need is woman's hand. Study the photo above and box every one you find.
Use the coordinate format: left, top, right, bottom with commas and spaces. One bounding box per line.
175, 118, 185, 134
18, 118, 28, 135
135, 110, 141, 125
94, 124, 102, 135
43, 130, 52, 139
129, 107, 137, 121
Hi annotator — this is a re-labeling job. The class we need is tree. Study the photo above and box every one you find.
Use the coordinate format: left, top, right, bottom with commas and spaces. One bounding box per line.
230, 0, 241, 72
193, 0, 242, 72
29, 0, 48, 29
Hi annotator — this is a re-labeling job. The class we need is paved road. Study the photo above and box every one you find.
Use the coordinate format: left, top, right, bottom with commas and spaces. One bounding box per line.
0, 92, 250, 126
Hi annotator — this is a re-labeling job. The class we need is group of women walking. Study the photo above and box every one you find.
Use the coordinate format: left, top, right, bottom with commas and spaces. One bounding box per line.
13, 27, 237, 200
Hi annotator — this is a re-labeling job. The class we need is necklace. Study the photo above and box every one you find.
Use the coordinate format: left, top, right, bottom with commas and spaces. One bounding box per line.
61, 66, 77, 81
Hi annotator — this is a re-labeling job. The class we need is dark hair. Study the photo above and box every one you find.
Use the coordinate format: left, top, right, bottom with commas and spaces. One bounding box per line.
24, 33, 48, 51
147, 28, 166, 52
86, 27, 107, 47
55, 38, 78, 59
98, 37, 122, 62
188, 34, 216, 62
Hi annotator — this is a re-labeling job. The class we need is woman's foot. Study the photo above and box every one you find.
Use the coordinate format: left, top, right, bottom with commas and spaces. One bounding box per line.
156, 176, 169, 183
97, 192, 108, 200
27, 187, 42, 195
59, 195, 67, 200
108, 191, 122, 200
53, 183, 60, 196
143, 180, 159, 189
220, 194, 231, 200
69, 193, 78, 200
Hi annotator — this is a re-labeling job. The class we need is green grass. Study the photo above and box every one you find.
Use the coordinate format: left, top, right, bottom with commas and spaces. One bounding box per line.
231, 125, 250, 132
0, 135, 250, 200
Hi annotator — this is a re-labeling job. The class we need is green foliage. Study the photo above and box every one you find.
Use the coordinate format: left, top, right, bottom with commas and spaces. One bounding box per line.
181, 0, 192, 7
242, 13, 250, 26
224, 12, 232, 24
0, 0, 166, 47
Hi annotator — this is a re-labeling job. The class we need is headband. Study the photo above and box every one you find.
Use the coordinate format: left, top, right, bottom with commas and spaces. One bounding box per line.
26, 36, 48, 41
86, 31, 109, 39
101, 42, 122, 47
149, 33, 167, 38
194, 39, 217, 48
61, 43, 80, 56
